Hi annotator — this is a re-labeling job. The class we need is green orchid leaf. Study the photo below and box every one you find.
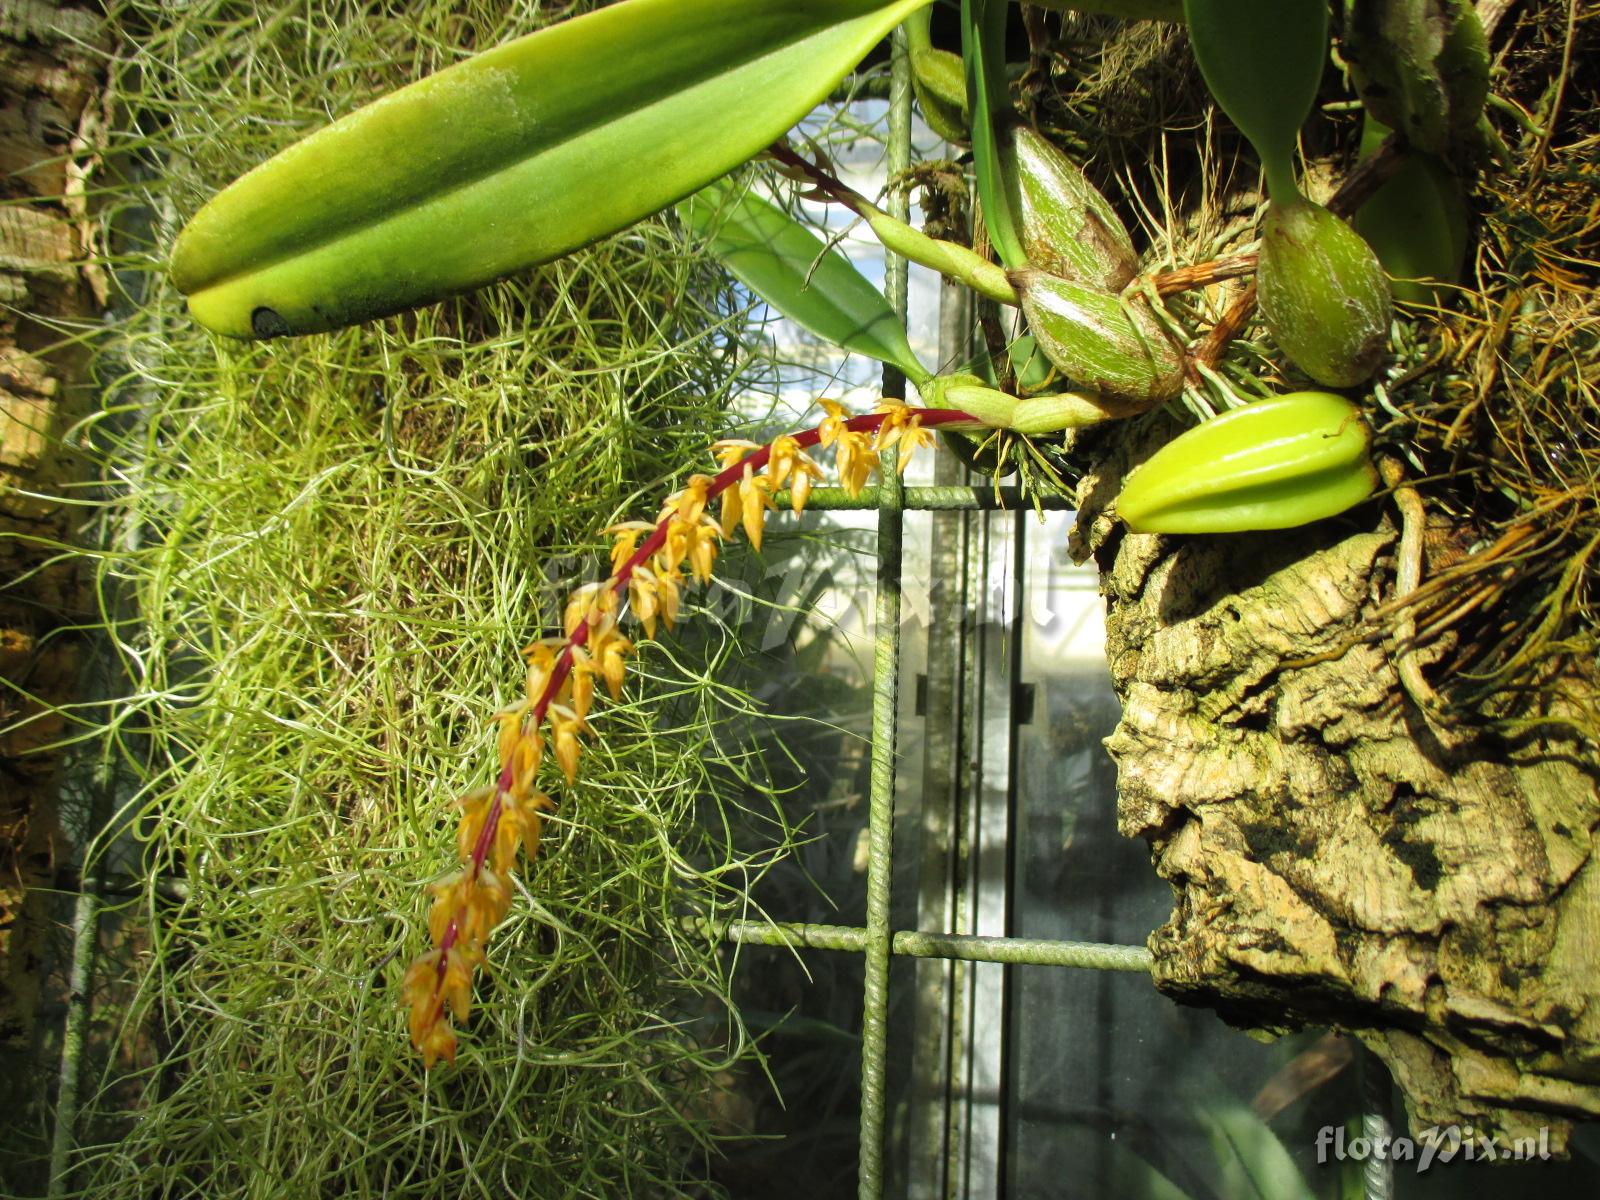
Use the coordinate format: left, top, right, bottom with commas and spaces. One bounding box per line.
681, 179, 931, 386
963, 0, 1028, 268
1201, 1102, 1321, 1200
1182, 0, 1329, 201
172, 0, 932, 338
1353, 116, 1470, 306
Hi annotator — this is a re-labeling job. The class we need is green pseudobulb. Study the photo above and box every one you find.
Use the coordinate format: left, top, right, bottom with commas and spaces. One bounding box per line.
1013, 268, 1185, 406
907, 8, 969, 144
1257, 197, 1393, 387
1117, 391, 1378, 534
1002, 126, 1138, 291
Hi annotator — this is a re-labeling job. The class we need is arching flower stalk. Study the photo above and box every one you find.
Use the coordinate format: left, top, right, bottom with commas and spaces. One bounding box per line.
403, 398, 982, 1066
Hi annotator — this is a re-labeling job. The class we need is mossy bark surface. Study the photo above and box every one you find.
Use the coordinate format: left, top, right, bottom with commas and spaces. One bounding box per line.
1073, 430, 1600, 1151
1, 0, 106, 1053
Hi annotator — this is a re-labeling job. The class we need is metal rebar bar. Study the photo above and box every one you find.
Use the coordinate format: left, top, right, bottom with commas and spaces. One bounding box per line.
48, 871, 102, 1199
704, 918, 1154, 973
1360, 1043, 1397, 1200
907, 402, 971, 1199
858, 25, 913, 1200
49, 764, 117, 1200
781, 484, 1075, 511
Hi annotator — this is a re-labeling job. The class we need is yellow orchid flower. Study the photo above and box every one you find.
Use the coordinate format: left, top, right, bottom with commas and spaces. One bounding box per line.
405, 393, 993, 1066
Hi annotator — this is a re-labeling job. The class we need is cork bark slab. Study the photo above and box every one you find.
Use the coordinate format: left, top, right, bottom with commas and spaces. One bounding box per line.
1073, 442, 1600, 1152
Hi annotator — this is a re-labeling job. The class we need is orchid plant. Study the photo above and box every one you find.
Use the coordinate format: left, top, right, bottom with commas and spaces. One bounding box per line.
168, 0, 1433, 1065
399, 397, 985, 1065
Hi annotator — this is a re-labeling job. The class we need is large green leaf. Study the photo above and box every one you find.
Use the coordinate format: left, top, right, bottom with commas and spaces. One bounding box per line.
681, 180, 930, 386
1182, 0, 1328, 201
173, 0, 931, 337
1353, 116, 1469, 305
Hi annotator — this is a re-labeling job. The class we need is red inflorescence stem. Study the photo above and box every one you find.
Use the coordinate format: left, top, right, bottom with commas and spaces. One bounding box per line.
432, 405, 978, 980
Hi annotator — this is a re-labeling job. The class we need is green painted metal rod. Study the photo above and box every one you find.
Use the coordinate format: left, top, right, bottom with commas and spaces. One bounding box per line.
779, 484, 1075, 510
857, 27, 913, 1200
703, 918, 1154, 972
894, 929, 1151, 971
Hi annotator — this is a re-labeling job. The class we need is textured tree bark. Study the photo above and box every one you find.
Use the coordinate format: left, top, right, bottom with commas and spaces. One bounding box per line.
1070, 428, 1600, 1151
0, 0, 107, 1051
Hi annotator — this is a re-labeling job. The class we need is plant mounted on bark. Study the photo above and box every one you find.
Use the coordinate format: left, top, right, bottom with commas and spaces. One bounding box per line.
163, 0, 1600, 1159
